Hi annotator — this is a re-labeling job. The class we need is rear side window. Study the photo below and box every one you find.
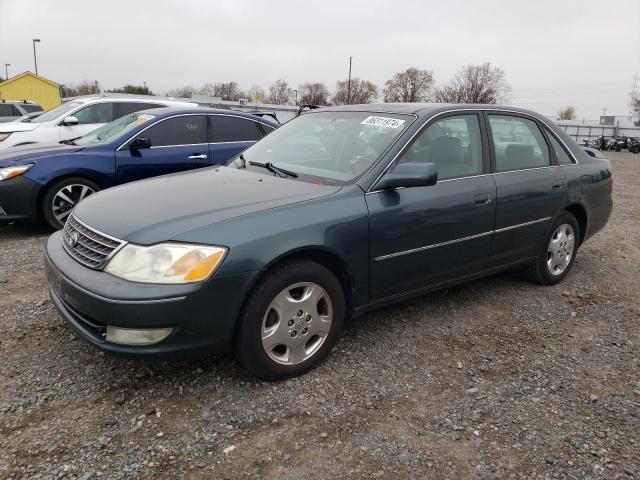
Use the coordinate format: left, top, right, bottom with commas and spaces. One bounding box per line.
116, 102, 166, 117
72, 102, 115, 124
20, 104, 43, 113
142, 115, 206, 147
209, 115, 263, 142
488, 115, 550, 172
545, 130, 575, 165
0, 104, 20, 116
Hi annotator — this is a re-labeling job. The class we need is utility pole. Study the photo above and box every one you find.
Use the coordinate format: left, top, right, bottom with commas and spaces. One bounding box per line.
629, 73, 639, 116
32, 38, 41, 75
4, 64, 9, 79
347, 56, 352, 105
293, 89, 298, 105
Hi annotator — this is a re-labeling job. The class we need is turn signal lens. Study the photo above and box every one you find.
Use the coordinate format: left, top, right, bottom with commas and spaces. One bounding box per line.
0, 133, 12, 142
0, 164, 33, 181
105, 243, 227, 284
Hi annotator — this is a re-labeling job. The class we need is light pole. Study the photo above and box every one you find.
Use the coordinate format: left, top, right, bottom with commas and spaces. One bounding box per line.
4, 64, 9, 79
32, 38, 41, 75
293, 89, 298, 105
347, 56, 353, 105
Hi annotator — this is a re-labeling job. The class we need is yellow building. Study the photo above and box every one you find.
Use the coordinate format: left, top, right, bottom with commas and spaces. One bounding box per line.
0, 71, 61, 111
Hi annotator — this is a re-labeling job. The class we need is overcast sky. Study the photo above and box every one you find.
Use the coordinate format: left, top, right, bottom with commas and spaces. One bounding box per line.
1, 0, 639, 120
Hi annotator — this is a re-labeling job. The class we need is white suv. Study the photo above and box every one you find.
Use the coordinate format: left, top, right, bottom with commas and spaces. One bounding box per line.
0, 96, 197, 150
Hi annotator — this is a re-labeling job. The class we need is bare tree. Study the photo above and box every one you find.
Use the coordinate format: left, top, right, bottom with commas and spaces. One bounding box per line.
267, 79, 291, 105
333, 78, 378, 105
167, 85, 194, 98
557, 106, 576, 120
434, 62, 511, 104
62, 80, 99, 97
247, 84, 265, 102
196, 83, 217, 97
298, 82, 330, 105
213, 81, 244, 101
632, 95, 640, 117
383, 68, 434, 103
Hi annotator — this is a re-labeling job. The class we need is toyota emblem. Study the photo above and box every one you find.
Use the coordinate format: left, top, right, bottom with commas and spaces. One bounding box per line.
67, 232, 79, 248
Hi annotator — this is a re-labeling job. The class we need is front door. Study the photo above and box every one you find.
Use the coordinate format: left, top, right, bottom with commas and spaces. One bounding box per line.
367, 113, 496, 301
485, 113, 566, 266
115, 114, 209, 183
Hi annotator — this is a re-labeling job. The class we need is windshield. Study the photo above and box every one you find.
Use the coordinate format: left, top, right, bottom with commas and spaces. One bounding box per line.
228, 111, 412, 185
29, 102, 81, 123
75, 112, 156, 146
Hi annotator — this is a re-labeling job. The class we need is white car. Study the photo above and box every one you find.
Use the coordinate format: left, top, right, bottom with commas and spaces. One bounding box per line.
0, 96, 197, 150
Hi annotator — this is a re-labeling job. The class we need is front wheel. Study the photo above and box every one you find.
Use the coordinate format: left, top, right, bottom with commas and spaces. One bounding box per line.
42, 177, 100, 229
235, 259, 346, 380
524, 212, 580, 285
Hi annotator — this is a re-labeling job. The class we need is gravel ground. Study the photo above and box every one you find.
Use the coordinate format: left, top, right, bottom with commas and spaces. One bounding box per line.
0, 151, 638, 480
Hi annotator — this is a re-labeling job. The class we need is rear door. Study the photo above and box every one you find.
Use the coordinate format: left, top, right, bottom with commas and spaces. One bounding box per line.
486, 112, 566, 267
208, 115, 271, 164
115, 114, 209, 183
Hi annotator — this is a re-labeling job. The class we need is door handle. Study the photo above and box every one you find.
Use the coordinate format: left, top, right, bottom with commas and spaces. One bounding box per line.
552, 179, 565, 189
188, 154, 208, 159
473, 193, 492, 205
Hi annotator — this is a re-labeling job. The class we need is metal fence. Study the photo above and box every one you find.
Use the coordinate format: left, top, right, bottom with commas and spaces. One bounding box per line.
556, 122, 640, 144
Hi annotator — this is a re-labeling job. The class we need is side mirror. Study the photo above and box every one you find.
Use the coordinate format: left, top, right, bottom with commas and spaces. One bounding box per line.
376, 162, 438, 190
62, 116, 79, 126
129, 137, 151, 150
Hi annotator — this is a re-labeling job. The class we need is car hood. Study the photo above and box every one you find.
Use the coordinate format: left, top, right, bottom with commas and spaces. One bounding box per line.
0, 143, 85, 167
0, 121, 40, 133
74, 166, 342, 244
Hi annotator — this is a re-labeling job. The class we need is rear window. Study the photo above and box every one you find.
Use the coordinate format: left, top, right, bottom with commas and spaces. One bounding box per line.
0, 104, 20, 116
20, 104, 43, 113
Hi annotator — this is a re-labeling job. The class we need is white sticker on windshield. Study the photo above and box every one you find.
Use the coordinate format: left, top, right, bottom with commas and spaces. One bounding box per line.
361, 116, 405, 129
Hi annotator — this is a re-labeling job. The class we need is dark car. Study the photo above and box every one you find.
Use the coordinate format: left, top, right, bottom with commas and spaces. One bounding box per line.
0, 108, 277, 228
44, 103, 613, 380
0, 100, 44, 123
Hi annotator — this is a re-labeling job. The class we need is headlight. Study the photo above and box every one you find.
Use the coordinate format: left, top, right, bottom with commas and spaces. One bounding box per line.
105, 243, 227, 284
0, 133, 12, 142
0, 164, 33, 181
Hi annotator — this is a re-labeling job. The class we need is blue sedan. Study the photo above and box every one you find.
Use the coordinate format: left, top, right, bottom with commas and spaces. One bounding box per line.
0, 107, 278, 228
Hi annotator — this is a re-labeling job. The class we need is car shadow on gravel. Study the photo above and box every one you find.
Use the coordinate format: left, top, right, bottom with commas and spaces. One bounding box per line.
0, 221, 52, 237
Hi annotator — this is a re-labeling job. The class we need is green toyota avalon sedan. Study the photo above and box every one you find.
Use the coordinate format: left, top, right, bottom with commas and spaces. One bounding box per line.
45, 103, 613, 379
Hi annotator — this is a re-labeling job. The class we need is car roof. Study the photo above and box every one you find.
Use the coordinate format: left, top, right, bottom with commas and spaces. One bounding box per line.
315, 102, 547, 119
67, 96, 195, 106
135, 107, 280, 126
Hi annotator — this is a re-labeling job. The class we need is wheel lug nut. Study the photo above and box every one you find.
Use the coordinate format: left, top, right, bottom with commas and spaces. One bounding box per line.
288, 319, 294, 327
290, 331, 297, 337
296, 310, 303, 317
306, 315, 312, 322
302, 328, 308, 334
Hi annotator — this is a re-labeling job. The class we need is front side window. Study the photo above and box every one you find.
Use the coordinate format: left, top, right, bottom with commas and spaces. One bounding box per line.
545, 130, 574, 165
30, 101, 81, 123
75, 113, 156, 146
227, 111, 412, 185
488, 115, 550, 172
397, 114, 483, 180
209, 116, 264, 142
72, 103, 115, 124
138, 115, 206, 147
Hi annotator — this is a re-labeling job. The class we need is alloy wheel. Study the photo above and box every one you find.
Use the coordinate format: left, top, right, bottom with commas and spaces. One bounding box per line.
261, 282, 333, 365
547, 223, 575, 276
51, 184, 95, 224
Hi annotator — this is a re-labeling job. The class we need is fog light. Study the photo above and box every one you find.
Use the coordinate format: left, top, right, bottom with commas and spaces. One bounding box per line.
106, 326, 173, 346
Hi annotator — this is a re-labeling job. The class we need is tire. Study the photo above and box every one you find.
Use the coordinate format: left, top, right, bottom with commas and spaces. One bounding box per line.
524, 212, 580, 285
235, 259, 346, 380
41, 177, 100, 229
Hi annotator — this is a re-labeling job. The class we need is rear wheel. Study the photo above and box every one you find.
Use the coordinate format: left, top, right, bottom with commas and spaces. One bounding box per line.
235, 259, 346, 380
42, 177, 99, 229
524, 212, 579, 285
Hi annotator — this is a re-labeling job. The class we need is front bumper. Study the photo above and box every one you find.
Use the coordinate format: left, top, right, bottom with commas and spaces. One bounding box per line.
0, 174, 41, 222
45, 231, 257, 356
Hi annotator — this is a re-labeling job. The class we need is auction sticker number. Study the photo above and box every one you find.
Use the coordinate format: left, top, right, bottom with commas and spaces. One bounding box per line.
361, 116, 405, 129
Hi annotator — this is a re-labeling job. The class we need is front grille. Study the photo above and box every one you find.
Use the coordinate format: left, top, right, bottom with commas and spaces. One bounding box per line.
62, 215, 124, 269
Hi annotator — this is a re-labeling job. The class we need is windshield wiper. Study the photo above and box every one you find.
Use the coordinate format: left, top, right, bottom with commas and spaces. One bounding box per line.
59, 136, 81, 145
249, 160, 298, 178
